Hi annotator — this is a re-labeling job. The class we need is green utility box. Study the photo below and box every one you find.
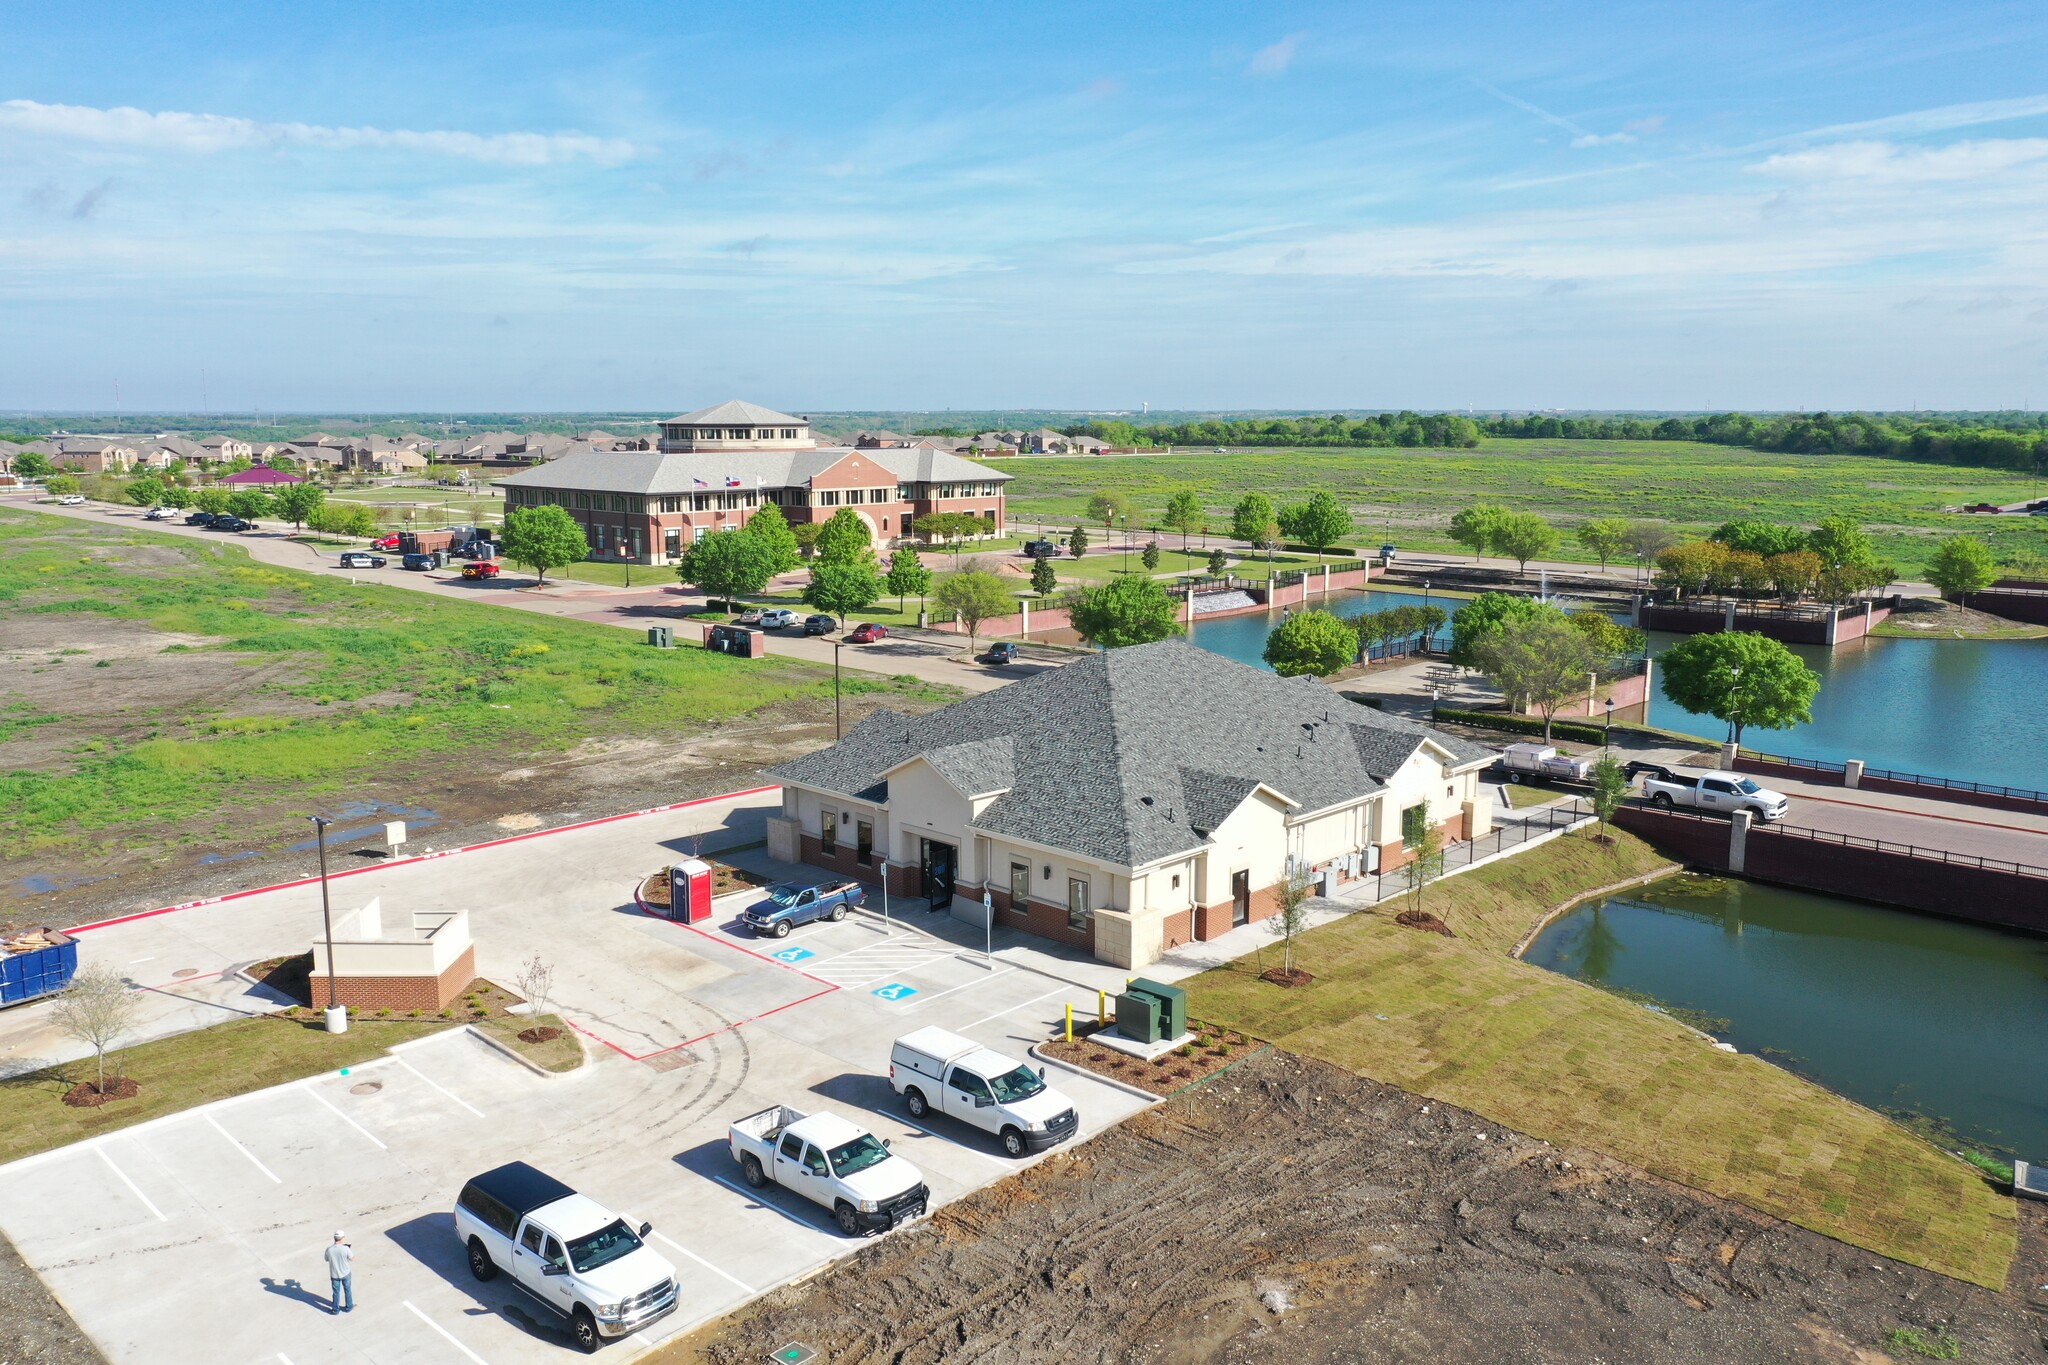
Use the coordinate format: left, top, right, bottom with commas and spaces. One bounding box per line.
647, 625, 674, 648
1115, 990, 1163, 1044
1130, 977, 1188, 1039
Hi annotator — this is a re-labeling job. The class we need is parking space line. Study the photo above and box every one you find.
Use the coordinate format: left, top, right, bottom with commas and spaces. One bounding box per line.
303, 1083, 387, 1150
890, 1115, 1011, 1167
403, 1300, 491, 1365
278, 1354, 296, 1365
204, 1114, 281, 1184
901, 968, 1016, 1010
397, 1057, 486, 1118
651, 1230, 755, 1296
95, 1146, 167, 1221
706, 1174, 840, 1238
962, 986, 1075, 1030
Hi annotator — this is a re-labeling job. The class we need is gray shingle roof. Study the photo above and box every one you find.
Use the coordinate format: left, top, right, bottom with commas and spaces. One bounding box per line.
663, 399, 804, 427
495, 445, 1010, 495
769, 638, 1493, 868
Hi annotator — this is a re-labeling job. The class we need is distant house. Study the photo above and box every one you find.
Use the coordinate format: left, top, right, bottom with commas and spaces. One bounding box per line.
853, 430, 907, 448
52, 438, 137, 473
221, 466, 304, 486
199, 436, 254, 461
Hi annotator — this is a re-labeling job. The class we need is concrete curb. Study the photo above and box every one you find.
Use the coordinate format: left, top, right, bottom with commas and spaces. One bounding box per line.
1028, 1043, 1163, 1103
462, 1021, 587, 1079
1509, 861, 1685, 960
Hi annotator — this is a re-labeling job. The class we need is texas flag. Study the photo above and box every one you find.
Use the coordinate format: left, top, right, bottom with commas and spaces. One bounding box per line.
725, 476, 743, 487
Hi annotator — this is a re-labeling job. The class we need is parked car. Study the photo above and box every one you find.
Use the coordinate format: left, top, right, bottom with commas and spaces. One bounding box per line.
1637, 766, 1790, 821
847, 622, 888, 643
454, 1161, 676, 1353
741, 880, 865, 937
1963, 503, 2004, 514
889, 1027, 1078, 1157
372, 534, 402, 550
1021, 538, 1060, 559
337, 552, 387, 569
733, 607, 765, 625
461, 561, 501, 580
979, 641, 1020, 665
1497, 743, 1596, 786
758, 607, 799, 629
57, 494, 86, 506
401, 551, 441, 571
144, 506, 174, 520
1378, 542, 1398, 561
185, 511, 218, 526
209, 517, 253, 532
2032, 507, 2048, 518
727, 1105, 929, 1235
802, 614, 836, 635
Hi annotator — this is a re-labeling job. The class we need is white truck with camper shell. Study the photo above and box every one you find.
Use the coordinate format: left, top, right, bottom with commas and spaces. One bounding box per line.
889, 1026, 1080, 1156
454, 1161, 676, 1352
1636, 764, 1791, 821
1497, 742, 1597, 786
728, 1104, 930, 1235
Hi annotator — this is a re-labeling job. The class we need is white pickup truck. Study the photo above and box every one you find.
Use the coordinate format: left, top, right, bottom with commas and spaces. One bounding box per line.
454, 1161, 676, 1353
1637, 765, 1791, 821
728, 1105, 930, 1235
889, 1026, 1080, 1157
1497, 743, 1597, 785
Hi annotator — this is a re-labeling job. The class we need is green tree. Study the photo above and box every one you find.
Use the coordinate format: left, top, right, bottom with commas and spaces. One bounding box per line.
1140, 540, 1161, 571
126, 477, 167, 507
1262, 609, 1357, 677
1472, 613, 1609, 741
309, 502, 377, 538
804, 558, 884, 625
1925, 535, 1997, 600
1402, 802, 1447, 917
1448, 503, 1508, 563
14, 450, 54, 478
1576, 517, 1630, 571
191, 487, 231, 515
1162, 488, 1203, 550
1448, 592, 1558, 667
1765, 549, 1822, 602
1492, 511, 1557, 574
1568, 609, 1645, 658
157, 481, 192, 509
886, 547, 931, 613
272, 481, 326, 530
1807, 515, 1878, 573
225, 489, 275, 521
1230, 492, 1277, 548
1266, 861, 1314, 980
933, 569, 1014, 645
791, 521, 823, 558
1589, 754, 1629, 844
1085, 490, 1132, 539
1068, 575, 1184, 648
1712, 519, 1808, 558
44, 473, 80, 497
502, 504, 591, 589
1029, 554, 1056, 597
1659, 631, 1820, 745
743, 502, 802, 574
1206, 547, 1229, 576
675, 527, 778, 608
1283, 491, 1353, 561
1067, 524, 1090, 558
814, 507, 873, 565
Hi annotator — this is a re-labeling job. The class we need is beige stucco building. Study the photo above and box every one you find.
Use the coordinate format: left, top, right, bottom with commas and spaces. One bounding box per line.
767, 639, 1495, 969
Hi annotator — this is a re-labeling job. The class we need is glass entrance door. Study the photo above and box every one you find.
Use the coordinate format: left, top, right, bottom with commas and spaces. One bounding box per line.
921, 839, 956, 908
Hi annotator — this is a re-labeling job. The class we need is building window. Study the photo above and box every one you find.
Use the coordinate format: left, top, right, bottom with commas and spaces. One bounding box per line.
1066, 877, 1090, 930
1401, 804, 1428, 847
664, 528, 681, 558
845, 488, 864, 504
821, 810, 837, 855
881, 517, 889, 531
818, 490, 840, 506
855, 820, 872, 866
1171, 873, 1181, 890
1010, 862, 1029, 907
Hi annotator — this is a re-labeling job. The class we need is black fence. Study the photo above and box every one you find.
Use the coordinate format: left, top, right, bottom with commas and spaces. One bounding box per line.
1627, 800, 2048, 880
1741, 748, 2048, 805
1354, 799, 1592, 906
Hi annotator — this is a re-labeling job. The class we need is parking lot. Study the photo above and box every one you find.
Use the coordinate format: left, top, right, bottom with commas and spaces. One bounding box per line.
0, 795, 1150, 1364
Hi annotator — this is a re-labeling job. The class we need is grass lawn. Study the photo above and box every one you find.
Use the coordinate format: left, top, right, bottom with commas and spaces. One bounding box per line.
475, 1013, 583, 1072
985, 438, 2048, 577
0, 1016, 452, 1164
1188, 830, 2015, 1288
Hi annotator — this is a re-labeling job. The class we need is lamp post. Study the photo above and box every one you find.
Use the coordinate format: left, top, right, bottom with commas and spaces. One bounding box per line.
833, 638, 844, 739
878, 859, 891, 933
1726, 664, 1744, 745
1604, 697, 1615, 751
616, 542, 631, 588
1422, 578, 1433, 653
1119, 514, 1130, 574
309, 815, 344, 1033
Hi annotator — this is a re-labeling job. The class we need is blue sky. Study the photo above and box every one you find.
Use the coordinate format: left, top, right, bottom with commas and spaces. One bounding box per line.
5, 0, 2048, 412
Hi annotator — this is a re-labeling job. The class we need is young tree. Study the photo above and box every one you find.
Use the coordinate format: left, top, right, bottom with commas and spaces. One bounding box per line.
44, 474, 82, 497
1284, 490, 1353, 561
1206, 547, 1229, 576
1765, 549, 1822, 602
14, 450, 54, 478
1448, 591, 1558, 667
513, 952, 556, 1019
1085, 490, 1132, 540
51, 963, 139, 1099
1067, 524, 1090, 559
272, 481, 326, 530
1655, 541, 1728, 598
743, 502, 802, 574
1162, 487, 1203, 550
1659, 631, 1820, 745
1401, 803, 1447, 918
1262, 608, 1357, 677
933, 569, 1015, 645
126, 477, 167, 507
191, 486, 231, 514
1588, 754, 1630, 844
1576, 517, 1631, 570
675, 526, 779, 608
1568, 609, 1645, 659
1925, 535, 1997, 600
886, 546, 931, 613
225, 489, 275, 522
1230, 492, 1277, 548
804, 557, 884, 625
502, 504, 591, 589
1448, 503, 1508, 563
791, 521, 823, 558
1140, 540, 1161, 572
1808, 515, 1878, 573
1621, 520, 1681, 580
1472, 614, 1609, 740
1068, 575, 1184, 648
1491, 511, 1557, 574
1029, 554, 1057, 598
814, 507, 874, 565
1266, 861, 1315, 981
158, 482, 193, 509
310, 502, 378, 538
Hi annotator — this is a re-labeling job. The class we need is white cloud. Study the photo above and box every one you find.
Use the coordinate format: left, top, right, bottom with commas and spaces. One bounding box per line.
1248, 33, 1305, 78
0, 99, 638, 166
1570, 131, 1634, 148
1752, 137, 2048, 184
1798, 93, 2048, 142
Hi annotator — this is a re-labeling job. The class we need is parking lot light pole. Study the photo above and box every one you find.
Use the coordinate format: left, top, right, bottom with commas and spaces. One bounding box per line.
983, 889, 994, 970
1605, 697, 1615, 751
310, 815, 344, 1033
878, 860, 891, 934
833, 639, 843, 739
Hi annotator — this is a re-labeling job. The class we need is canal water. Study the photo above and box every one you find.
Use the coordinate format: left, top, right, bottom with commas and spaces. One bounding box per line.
1188, 588, 1448, 670
1525, 875, 2048, 1160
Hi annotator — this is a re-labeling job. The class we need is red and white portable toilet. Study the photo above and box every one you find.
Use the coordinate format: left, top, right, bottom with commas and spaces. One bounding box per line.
667, 860, 714, 923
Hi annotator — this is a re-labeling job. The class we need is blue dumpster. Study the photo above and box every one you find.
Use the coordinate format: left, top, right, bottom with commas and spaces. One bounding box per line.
0, 928, 79, 1007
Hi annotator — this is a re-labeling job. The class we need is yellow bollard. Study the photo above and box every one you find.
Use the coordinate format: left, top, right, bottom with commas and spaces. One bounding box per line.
1097, 989, 1107, 1025
1064, 1002, 1073, 1042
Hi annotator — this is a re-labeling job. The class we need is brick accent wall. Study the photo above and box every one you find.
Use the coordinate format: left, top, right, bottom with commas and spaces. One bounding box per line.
1161, 909, 1195, 951
1378, 816, 1467, 873
994, 893, 1095, 952
314, 945, 475, 1013
1194, 884, 1280, 941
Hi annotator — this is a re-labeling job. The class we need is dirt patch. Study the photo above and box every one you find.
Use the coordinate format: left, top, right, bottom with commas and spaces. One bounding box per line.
1395, 908, 1456, 935
0, 1226, 107, 1365
641, 860, 771, 909
1040, 1020, 1261, 1096
517, 1025, 562, 1044
663, 1050, 2047, 1365
1259, 965, 1316, 985
252, 956, 524, 1025
60, 1077, 140, 1108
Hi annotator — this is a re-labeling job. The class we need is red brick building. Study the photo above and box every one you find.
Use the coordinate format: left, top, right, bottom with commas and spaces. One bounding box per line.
496, 399, 1010, 566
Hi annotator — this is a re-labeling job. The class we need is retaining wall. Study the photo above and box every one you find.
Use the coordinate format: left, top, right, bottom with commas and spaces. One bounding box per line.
1971, 588, 2048, 626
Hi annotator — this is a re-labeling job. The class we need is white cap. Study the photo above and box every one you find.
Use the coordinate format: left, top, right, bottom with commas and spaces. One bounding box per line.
334, 1230, 346, 1240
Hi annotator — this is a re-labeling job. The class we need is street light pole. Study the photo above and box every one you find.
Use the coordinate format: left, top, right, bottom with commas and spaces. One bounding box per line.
309, 815, 343, 1030
833, 639, 843, 739
1604, 697, 1614, 751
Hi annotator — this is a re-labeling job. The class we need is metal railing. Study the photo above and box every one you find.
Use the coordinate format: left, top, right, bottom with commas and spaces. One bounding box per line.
1736, 750, 1849, 776
1740, 749, 2048, 804
1621, 801, 2048, 880
1355, 799, 1592, 906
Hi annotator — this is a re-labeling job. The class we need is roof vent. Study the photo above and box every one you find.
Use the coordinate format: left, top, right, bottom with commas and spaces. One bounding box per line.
1140, 795, 1154, 806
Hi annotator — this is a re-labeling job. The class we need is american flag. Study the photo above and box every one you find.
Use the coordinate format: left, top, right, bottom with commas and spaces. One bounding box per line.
692, 477, 707, 488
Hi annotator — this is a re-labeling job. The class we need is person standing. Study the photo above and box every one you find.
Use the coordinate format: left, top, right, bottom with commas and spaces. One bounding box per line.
325, 1231, 354, 1314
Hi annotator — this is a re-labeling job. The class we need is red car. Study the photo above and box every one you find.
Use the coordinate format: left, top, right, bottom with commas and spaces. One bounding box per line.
846, 622, 889, 643
461, 561, 500, 580
372, 534, 402, 550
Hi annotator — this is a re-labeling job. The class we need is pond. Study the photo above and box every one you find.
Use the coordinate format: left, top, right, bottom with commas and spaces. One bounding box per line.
1525, 874, 2048, 1161
1188, 588, 1447, 671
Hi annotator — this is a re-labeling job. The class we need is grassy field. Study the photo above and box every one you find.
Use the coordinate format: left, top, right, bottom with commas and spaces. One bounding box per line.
0, 508, 938, 862
985, 438, 2048, 576
1188, 831, 2015, 1288
0, 1016, 451, 1163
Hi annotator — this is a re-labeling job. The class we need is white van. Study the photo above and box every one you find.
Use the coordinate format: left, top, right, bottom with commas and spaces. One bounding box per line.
889, 1026, 1078, 1156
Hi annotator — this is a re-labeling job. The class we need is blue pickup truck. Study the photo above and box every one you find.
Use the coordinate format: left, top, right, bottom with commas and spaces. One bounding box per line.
742, 880, 865, 937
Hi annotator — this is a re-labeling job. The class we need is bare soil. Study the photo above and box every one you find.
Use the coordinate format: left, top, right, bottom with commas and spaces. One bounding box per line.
1394, 908, 1455, 936
59, 1077, 139, 1108
0, 1224, 107, 1365
664, 1050, 2048, 1365
516, 1025, 561, 1044
1258, 965, 1316, 986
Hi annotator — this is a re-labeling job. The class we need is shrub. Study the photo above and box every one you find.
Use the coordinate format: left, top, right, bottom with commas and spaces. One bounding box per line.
1884, 1327, 1961, 1360
1430, 705, 1608, 745
407, 1009, 421, 1019
437, 1009, 453, 1019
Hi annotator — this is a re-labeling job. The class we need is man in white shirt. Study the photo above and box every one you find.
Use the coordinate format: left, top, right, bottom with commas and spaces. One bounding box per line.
325, 1231, 354, 1314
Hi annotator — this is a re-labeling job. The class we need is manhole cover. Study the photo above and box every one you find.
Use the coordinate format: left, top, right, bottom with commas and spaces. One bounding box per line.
771, 1347, 818, 1365
348, 1081, 383, 1096
172, 968, 200, 978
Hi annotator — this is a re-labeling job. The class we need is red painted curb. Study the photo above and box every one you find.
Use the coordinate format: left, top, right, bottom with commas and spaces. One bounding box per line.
64, 784, 780, 936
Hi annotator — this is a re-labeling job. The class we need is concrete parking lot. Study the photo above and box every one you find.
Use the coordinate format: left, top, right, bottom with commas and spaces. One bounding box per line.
0, 792, 1150, 1364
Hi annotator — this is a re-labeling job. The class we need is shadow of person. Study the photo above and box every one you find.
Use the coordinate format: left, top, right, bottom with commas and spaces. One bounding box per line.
260, 1276, 335, 1313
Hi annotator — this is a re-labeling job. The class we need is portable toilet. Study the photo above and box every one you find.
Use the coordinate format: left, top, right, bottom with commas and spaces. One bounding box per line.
667, 860, 714, 923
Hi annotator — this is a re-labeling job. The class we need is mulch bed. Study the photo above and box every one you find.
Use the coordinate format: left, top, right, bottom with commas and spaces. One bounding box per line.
1395, 909, 1455, 936
518, 1026, 562, 1044
1259, 966, 1315, 986
1041, 1020, 1263, 1096
252, 956, 526, 1025
641, 859, 769, 910
62, 1077, 139, 1108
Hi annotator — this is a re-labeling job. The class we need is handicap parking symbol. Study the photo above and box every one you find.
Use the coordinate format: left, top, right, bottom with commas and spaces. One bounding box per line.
872, 982, 918, 1001
771, 946, 815, 963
